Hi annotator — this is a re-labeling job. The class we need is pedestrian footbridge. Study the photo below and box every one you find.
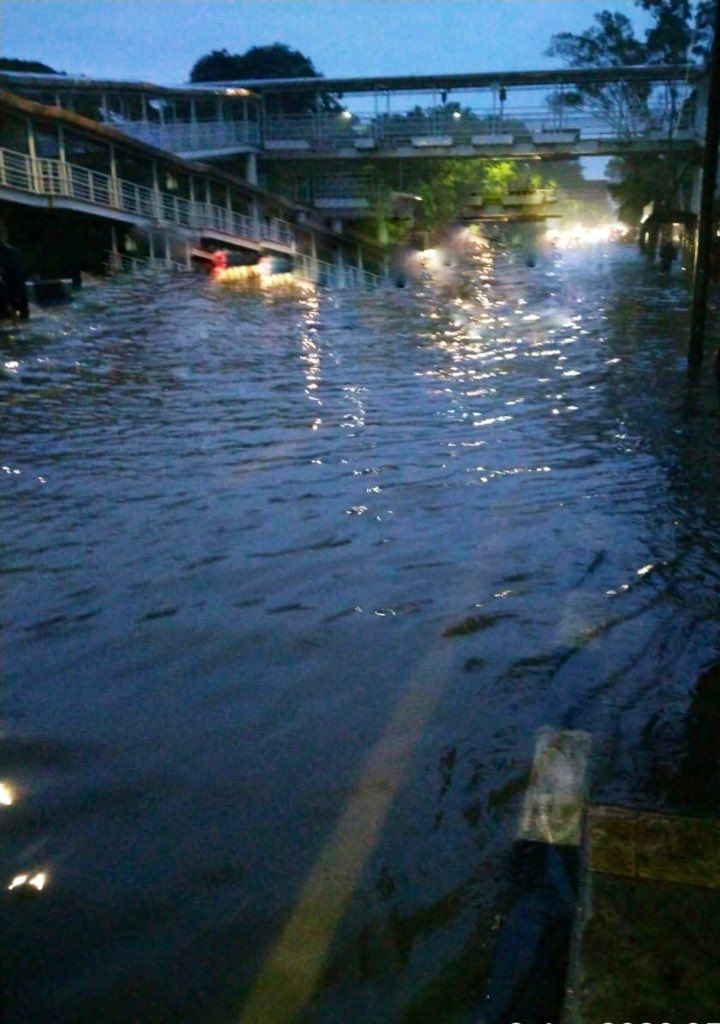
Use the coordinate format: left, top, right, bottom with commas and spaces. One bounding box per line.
0, 63, 706, 288
1, 64, 702, 163
254, 66, 700, 161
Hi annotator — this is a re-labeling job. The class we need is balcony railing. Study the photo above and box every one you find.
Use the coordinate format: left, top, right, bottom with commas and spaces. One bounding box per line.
106, 252, 188, 275
105, 251, 381, 290
0, 147, 294, 250
0, 146, 380, 290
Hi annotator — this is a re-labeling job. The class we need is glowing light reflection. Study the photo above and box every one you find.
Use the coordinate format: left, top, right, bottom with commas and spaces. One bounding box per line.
214, 264, 314, 293
546, 222, 629, 249
8, 872, 46, 892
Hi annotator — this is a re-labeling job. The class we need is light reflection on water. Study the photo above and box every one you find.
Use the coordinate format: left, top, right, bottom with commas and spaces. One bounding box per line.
2, 247, 720, 1023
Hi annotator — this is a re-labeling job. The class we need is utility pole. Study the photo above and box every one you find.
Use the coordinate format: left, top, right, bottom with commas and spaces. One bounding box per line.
689, 0, 720, 366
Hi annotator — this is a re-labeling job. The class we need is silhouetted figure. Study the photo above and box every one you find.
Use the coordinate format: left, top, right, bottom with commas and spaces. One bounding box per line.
659, 239, 678, 274
391, 244, 416, 288
0, 242, 29, 320
709, 241, 720, 286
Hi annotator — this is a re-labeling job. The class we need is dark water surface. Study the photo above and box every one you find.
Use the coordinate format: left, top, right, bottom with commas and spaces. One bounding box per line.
2, 246, 720, 1023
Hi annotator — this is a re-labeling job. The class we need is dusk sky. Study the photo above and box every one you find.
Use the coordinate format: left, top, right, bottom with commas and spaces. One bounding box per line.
3, 0, 653, 85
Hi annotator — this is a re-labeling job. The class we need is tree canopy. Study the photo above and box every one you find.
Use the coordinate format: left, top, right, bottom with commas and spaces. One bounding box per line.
189, 43, 321, 84
547, 0, 715, 67
546, 0, 712, 225
189, 43, 333, 113
547, 11, 647, 67
262, 152, 559, 242
606, 151, 694, 222
0, 57, 58, 73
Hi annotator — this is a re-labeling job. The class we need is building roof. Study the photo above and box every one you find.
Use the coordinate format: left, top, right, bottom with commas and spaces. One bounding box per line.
193, 64, 700, 95
0, 65, 698, 99
0, 71, 258, 100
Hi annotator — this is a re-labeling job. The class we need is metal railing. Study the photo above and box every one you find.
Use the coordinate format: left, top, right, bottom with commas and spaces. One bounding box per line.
262, 218, 294, 246
296, 176, 377, 203
0, 146, 380, 292
107, 118, 261, 154
263, 100, 697, 151
294, 253, 381, 290
105, 250, 381, 290
106, 251, 188, 275
0, 147, 295, 250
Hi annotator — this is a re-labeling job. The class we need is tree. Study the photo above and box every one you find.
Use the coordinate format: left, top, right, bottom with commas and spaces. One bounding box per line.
546, 0, 710, 225
637, 0, 710, 63
548, 1, 713, 67
546, 2, 711, 131
547, 13, 655, 135
190, 43, 320, 83
606, 150, 697, 221
547, 11, 647, 67
0, 57, 58, 73
189, 49, 242, 82
189, 43, 334, 113
362, 156, 564, 240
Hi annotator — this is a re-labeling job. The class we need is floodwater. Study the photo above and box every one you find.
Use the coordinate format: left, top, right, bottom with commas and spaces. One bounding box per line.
2, 244, 720, 1023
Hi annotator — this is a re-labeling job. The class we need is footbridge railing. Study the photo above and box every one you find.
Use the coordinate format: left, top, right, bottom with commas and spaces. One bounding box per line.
263, 102, 697, 153
0, 146, 294, 250
106, 119, 261, 156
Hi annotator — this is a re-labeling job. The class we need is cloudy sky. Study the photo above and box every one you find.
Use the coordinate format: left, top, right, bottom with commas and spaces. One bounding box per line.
3, 0, 652, 85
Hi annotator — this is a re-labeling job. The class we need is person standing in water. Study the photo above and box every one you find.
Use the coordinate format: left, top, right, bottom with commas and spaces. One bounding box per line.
659, 237, 678, 274
0, 241, 29, 320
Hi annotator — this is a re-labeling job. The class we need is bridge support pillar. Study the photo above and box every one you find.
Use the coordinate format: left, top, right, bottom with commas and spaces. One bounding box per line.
310, 234, 319, 283
246, 153, 258, 187
690, 0, 720, 367
250, 199, 261, 241
335, 249, 346, 288
691, 165, 703, 216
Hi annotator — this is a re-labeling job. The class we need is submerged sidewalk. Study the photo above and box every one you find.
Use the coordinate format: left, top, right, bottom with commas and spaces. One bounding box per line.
564, 806, 720, 1021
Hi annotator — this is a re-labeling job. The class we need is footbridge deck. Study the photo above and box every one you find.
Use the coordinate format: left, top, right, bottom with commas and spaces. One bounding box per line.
1, 64, 704, 162
245, 64, 703, 161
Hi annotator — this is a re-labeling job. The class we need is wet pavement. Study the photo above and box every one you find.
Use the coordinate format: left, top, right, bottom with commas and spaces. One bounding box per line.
2, 242, 720, 1023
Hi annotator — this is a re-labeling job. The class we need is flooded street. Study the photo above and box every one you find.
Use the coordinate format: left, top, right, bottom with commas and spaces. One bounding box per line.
2, 243, 720, 1023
